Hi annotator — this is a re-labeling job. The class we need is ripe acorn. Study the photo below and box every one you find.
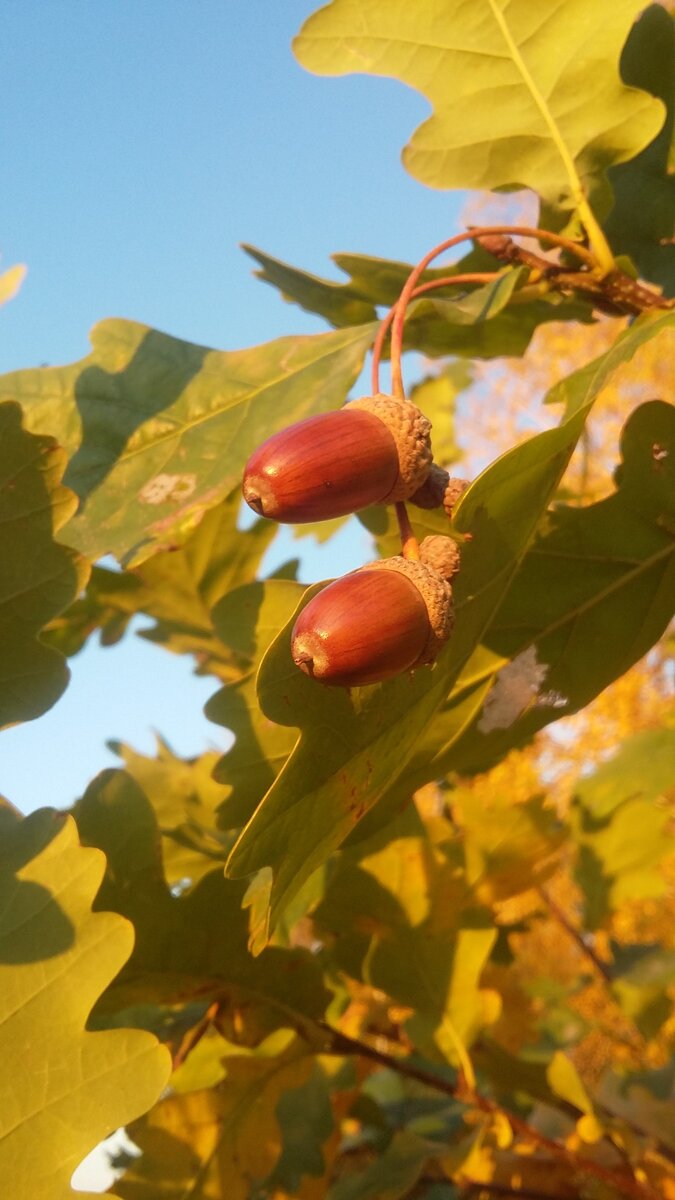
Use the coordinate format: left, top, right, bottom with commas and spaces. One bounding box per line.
242, 394, 432, 523
291, 557, 453, 688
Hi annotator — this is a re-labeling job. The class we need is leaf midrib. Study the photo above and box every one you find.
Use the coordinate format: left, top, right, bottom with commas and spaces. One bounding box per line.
487, 0, 582, 205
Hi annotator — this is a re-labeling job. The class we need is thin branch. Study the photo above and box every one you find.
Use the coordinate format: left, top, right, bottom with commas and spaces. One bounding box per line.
387, 225, 597, 399
536, 886, 612, 983
171, 999, 221, 1072
315, 1022, 662, 1200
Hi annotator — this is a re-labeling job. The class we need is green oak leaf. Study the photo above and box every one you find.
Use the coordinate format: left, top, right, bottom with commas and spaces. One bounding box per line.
604, 5, 675, 295
225, 326, 653, 950
44, 489, 284, 679
546, 307, 675, 416
315, 828, 500, 1067
72, 770, 331, 1035
328, 1129, 435, 1200
571, 725, 675, 928
263, 1060, 334, 1194
206, 579, 304, 829
409, 362, 471, 468
293, 0, 665, 223
0, 808, 170, 1199
452, 789, 565, 904
112, 1034, 313, 1200
575, 726, 675, 820
388, 320, 675, 786
243, 241, 379, 327
42, 564, 140, 658
0, 319, 375, 566
0, 402, 89, 730
415, 398, 675, 780
245, 243, 592, 360
109, 739, 230, 887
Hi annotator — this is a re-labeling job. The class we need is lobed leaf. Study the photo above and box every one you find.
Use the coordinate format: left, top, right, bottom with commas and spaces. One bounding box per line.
0, 402, 89, 729
604, 5, 675, 296
245, 243, 593, 360
571, 725, 675, 928
72, 770, 331, 1033
0, 808, 170, 1199
0, 319, 375, 566
391, 321, 675, 784
112, 1035, 313, 1200
206, 579, 304, 828
109, 739, 230, 887
314, 832, 499, 1066
293, 0, 665, 221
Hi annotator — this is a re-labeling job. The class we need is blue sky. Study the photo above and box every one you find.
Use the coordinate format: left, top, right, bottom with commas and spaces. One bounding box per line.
2, 1, 465, 816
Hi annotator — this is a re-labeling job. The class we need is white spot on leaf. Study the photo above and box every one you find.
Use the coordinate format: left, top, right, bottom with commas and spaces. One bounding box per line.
139, 473, 197, 505
478, 646, 568, 733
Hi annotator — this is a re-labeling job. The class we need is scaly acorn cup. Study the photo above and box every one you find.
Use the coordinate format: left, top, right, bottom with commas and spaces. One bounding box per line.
291, 556, 453, 688
242, 393, 432, 523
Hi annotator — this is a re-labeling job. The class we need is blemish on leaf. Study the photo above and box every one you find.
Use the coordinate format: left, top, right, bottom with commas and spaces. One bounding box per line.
478, 647, 568, 732
139, 472, 197, 505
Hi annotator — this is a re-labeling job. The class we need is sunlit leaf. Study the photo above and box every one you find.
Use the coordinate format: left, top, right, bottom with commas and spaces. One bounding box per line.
226, 315, 648, 949
314, 835, 500, 1066
393, 326, 675, 784
45, 489, 283, 678
453, 789, 565, 904
109, 739, 230, 887
113, 1034, 313, 1200
571, 726, 675, 928
0, 263, 27, 306
207, 579, 304, 828
0, 319, 375, 566
0, 809, 170, 1199
409, 362, 471, 468
294, 0, 664, 223
0, 402, 89, 730
246, 243, 592, 360
547, 1051, 594, 1114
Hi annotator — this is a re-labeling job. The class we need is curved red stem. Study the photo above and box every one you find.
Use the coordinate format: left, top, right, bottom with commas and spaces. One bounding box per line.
386, 225, 595, 399
370, 272, 497, 395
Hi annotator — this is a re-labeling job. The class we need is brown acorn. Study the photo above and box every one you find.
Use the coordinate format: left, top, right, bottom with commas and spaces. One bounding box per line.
242, 394, 432, 523
291, 557, 453, 687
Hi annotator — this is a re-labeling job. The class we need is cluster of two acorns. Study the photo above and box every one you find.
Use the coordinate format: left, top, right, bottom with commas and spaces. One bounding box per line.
242, 394, 466, 688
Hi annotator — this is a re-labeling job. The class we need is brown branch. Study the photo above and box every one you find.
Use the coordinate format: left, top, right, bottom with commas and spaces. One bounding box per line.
458, 1185, 573, 1200
474, 232, 674, 316
171, 999, 221, 1072
536, 886, 612, 983
315, 1022, 662, 1200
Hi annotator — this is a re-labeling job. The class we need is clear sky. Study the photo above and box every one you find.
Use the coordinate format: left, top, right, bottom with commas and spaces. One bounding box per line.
2, 2, 465, 818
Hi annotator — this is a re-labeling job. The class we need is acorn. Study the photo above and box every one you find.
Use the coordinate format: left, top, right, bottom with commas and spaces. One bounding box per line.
291, 556, 453, 687
242, 394, 432, 523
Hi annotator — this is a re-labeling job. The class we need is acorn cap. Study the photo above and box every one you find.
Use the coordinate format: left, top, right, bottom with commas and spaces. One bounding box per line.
419, 535, 461, 582
443, 476, 471, 517
346, 394, 432, 502
361, 555, 453, 665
